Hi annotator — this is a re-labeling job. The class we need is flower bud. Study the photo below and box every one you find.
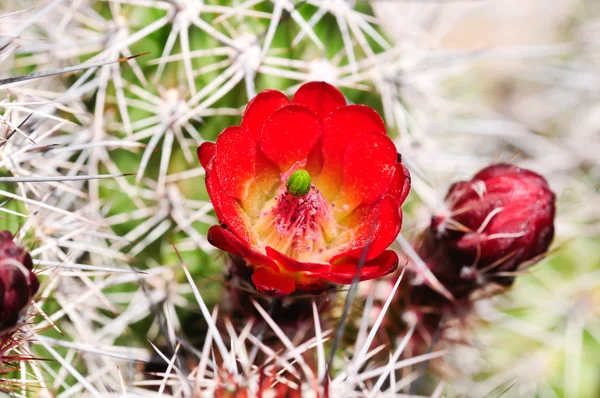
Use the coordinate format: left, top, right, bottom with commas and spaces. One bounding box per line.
0, 231, 39, 330
431, 163, 555, 289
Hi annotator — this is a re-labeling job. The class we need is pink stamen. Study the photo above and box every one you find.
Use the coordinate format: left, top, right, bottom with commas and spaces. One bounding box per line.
271, 185, 332, 257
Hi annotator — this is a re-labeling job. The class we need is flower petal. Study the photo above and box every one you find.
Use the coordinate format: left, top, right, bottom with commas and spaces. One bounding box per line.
332, 195, 401, 262
214, 126, 255, 200
205, 170, 253, 244
333, 130, 397, 213
305, 141, 324, 178
474, 163, 551, 190
386, 163, 411, 205
320, 250, 399, 284
449, 177, 545, 216
243, 147, 280, 214
265, 246, 330, 273
207, 225, 277, 271
292, 81, 347, 120
260, 105, 320, 172
242, 89, 291, 140
251, 267, 296, 296
457, 200, 554, 264
197, 142, 215, 170
318, 105, 386, 198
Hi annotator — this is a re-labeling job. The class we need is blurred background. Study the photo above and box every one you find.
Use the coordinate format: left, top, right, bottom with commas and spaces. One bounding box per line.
0, 0, 599, 396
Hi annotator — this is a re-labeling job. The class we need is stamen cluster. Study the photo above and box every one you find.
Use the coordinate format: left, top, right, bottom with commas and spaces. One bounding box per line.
272, 186, 331, 256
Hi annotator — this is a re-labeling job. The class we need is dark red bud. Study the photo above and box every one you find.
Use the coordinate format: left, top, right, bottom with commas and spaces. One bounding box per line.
431, 163, 555, 290
0, 231, 39, 330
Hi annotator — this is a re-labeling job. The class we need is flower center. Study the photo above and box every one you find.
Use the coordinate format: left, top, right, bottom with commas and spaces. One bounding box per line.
254, 181, 337, 262
273, 186, 335, 259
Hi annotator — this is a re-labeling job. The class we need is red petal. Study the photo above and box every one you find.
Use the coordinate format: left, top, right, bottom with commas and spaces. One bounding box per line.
265, 246, 329, 273
197, 142, 216, 170
334, 130, 397, 212
386, 163, 411, 205
251, 267, 296, 295
242, 90, 290, 140
292, 82, 346, 120
474, 163, 551, 190
333, 195, 402, 261
305, 140, 324, 178
214, 126, 255, 200
459, 199, 554, 264
294, 281, 330, 294
318, 105, 386, 198
259, 105, 320, 172
320, 250, 399, 284
205, 170, 253, 244
249, 147, 281, 204
450, 177, 542, 212
207, 225, 277, 271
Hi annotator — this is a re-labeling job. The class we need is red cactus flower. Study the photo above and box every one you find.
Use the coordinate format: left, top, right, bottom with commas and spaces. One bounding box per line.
0, 231, 39, 330
198, 82, 410, 295
430, 163, 555, 288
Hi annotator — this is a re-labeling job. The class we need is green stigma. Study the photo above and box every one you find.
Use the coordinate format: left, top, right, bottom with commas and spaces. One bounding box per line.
286, 170, 311, 197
